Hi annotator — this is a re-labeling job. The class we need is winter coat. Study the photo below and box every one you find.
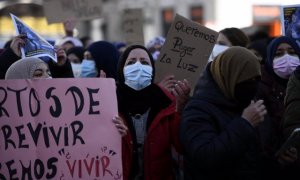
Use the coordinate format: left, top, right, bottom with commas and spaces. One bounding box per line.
180, 64, 279, 180
283, 66, 300, 138
121, 85, 183, 180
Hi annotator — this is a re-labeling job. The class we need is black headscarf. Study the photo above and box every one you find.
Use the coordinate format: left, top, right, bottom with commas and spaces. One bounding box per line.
117, 45, 155, 85
87, 41, 119, 79
116, 44, 170, 117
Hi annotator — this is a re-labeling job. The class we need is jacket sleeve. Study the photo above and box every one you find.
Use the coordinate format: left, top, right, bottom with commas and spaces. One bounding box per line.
0, 48, 20, 79
180, 98, 257, 170
283, 73, 300, 139
48, 59, 74, 78
169, 112, 184, 154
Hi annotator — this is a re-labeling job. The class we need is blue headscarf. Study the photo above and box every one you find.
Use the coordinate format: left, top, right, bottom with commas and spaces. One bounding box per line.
87, 41, 119, 79
265, 36, 300, 82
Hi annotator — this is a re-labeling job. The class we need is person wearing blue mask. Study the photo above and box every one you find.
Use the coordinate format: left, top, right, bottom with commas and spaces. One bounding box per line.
81, 41, 119, 79
117, 45, 190, 180
80, 50, 98, 78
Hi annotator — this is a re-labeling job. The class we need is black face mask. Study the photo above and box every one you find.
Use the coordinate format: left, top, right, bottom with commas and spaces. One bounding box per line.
234, 78, 260, 108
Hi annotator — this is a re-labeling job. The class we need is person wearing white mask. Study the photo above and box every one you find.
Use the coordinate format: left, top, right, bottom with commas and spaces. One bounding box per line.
208, 44, 229, 62
117, 45, 190, 180
67, 46, 85, 78
256, 36, 300, 174
208, 27, 249, 62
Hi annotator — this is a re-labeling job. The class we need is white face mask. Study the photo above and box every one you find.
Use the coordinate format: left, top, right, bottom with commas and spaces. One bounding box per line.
124, 61, 153, 90
273, 54, 300, 79
208, 44, 229, 62
71, 63, 82, 78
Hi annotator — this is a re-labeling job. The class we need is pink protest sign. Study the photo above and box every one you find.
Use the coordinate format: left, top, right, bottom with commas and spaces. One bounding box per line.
0, 78, 122, 180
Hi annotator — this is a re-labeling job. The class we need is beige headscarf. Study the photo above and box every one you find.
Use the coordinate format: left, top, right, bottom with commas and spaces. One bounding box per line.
5, 57, 47, 79
210, 46, 261, 100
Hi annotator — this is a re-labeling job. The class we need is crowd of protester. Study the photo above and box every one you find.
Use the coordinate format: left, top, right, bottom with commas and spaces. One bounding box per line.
1, 20, 300, 180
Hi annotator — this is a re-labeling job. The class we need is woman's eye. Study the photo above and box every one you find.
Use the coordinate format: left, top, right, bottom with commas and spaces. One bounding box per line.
33, 73, 43, 77
126, 61, 135, 65
275, 52, 283, 57
288, 50, 297, 56
141, 61, 150, 65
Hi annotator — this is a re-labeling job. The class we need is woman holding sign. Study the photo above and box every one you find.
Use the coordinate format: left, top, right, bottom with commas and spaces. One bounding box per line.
117, 45, 190, 180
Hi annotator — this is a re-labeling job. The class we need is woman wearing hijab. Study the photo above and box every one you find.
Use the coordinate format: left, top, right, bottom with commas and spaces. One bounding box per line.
81, 41, 119, 79
256, 36, 300, 159
117, 45, 190, 180
180, 47, 272, 180
5, 57, 51, 79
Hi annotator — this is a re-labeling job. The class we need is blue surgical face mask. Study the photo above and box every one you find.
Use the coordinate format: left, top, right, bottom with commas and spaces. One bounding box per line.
80, 59, 98, 77
124, 61, 153, 90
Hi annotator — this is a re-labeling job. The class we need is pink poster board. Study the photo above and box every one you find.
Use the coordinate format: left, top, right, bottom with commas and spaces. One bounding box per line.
0, 78, 122, 180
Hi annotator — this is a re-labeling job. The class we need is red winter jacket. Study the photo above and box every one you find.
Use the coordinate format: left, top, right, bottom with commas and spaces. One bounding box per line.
121, 89, 183, 180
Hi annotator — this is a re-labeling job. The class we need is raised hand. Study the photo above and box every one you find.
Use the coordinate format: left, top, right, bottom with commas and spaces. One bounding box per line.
241, 100, 267, 127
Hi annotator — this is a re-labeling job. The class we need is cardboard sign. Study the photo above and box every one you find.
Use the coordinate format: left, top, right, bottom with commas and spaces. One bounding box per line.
0, 78, 122, 180
43, 0, 103, 24
155, 14, 218, 90
11, 14, 57, 62
281, 4, 300, 47
122, 8, 144, 46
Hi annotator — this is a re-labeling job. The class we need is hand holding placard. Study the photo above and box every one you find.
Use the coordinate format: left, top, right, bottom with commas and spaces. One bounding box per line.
155, 14, 218, 93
